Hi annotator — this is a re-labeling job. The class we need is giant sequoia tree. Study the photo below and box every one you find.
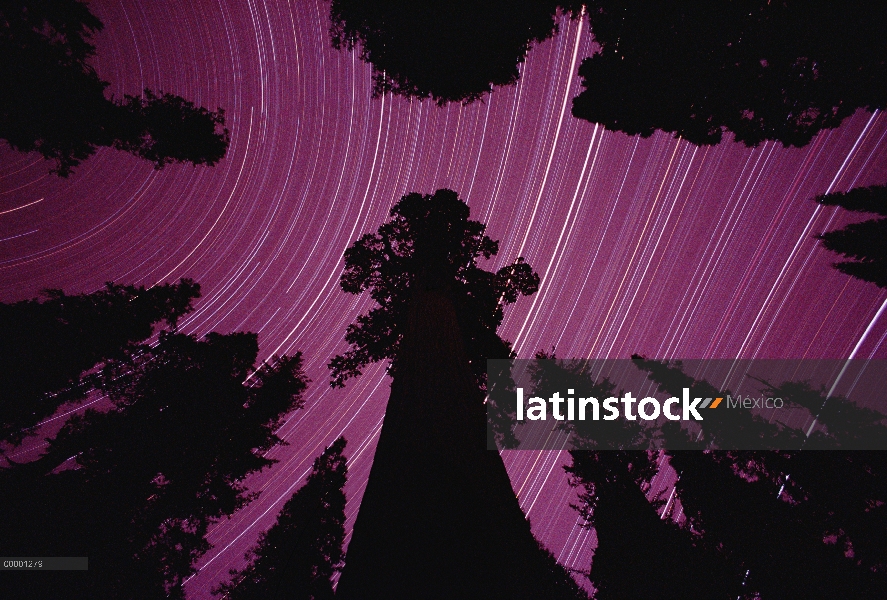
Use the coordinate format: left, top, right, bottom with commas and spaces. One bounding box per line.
0, 0, 229, 174
330, 189, 586, 598
329, 189, 539, 387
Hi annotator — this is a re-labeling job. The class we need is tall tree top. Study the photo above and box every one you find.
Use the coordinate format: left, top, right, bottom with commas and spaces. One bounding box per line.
215, 437, 347, 600
815, 184, 887, 216
329, 188, 539, 387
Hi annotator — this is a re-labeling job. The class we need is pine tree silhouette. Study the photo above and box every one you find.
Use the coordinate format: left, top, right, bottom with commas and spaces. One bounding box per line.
530, 356, 739, 599
633, 357, 887, 598
815, 184, 887, 288
0, 279, 200, 446
217, 437, 348, 600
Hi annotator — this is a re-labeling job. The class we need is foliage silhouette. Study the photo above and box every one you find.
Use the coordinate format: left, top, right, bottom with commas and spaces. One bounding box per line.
630, 355, 805, 450
0, 278, 199, 446
757, 379, 887, 583
633, 357, 887, 598
815, 184, 887, 288
329, 0, 582, 104
571, 451, 741, 600
573, 1, 887, 147
329, 1, 885, 148
217, 437, 347, 600
0, 324, 309, 599
530, 352, 652, 450
760, 378, 887, 448
0, 0, 229, 175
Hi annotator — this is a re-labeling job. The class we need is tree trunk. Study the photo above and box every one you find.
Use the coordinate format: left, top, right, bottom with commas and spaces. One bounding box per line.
337, 279, 569, 599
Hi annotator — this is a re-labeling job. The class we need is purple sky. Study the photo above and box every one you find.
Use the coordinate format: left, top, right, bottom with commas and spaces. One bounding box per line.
1, 2, 886, 597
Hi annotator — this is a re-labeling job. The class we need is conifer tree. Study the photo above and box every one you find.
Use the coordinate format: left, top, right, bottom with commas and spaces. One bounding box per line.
0, 279, 200, 445
217, 437, 348, 600
815, 184, 887, 288
633, 357, 887, 598
530, 356, 739, 599
0, 316, 309, 598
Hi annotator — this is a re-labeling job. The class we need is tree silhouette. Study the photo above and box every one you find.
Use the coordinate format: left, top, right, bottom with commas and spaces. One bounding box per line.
633, 357, 887, 598
217, 437, 347, 600
329, 188, 538, 448
0, 327, 309, 599
0, 279, 200, 446
815, 184, 887, 288
329, 0, 581, 104
0, 0, 229, 175
530, 356, 739, 599
757, 379, 887, 583
571, 451, 742, 600
630, 355, 804, 450
330, 189, 586, 598
329, 1, 885, 148
573, 2, 887, 147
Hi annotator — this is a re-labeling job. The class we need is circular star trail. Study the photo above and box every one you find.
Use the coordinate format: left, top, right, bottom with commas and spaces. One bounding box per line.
1, 2, 886, 596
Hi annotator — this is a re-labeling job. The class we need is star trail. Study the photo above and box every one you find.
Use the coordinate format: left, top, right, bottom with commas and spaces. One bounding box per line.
1, 2, 886, 597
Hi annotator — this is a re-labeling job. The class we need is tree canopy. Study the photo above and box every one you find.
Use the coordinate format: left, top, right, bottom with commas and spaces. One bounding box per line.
0, 0, 229, 175
0, 279, 200, 446
328, 0, 580, 104
329, 188, 539, 388
330, 1, 886, 148
573, 1, 887, 147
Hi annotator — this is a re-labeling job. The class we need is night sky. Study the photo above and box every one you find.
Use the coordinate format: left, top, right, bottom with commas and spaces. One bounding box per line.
2, 2, 887, 597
